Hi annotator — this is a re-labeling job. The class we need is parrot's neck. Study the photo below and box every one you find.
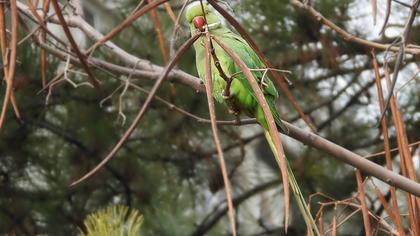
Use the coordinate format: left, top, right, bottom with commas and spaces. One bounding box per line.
208, 24, 230, 36
207, 22, 221, 30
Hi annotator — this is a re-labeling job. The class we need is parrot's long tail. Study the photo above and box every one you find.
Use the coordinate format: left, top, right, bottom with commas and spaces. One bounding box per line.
264, 130, 320, 236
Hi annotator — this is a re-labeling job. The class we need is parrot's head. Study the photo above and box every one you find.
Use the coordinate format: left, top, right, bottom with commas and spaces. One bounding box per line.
185, 2, 221, 33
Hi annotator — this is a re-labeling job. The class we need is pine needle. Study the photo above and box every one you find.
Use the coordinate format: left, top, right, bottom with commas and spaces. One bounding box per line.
80, 205, 144, 236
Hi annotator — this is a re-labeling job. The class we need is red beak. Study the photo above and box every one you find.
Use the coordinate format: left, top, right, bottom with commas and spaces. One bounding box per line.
193, 16, 206, 32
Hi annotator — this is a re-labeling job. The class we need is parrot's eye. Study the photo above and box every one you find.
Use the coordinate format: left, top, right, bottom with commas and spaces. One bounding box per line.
193, 16, 206, 32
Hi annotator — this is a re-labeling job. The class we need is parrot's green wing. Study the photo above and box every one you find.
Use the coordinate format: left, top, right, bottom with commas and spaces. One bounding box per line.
222, 31, 278, 97
215, 31, 288, 133
264, 130, 320, 236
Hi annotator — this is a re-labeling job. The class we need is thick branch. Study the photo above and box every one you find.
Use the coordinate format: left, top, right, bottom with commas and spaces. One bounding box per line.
284, 120, 420, 197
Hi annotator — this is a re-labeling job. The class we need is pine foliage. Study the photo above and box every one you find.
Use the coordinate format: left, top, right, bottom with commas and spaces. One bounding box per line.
80, 205, 143, 236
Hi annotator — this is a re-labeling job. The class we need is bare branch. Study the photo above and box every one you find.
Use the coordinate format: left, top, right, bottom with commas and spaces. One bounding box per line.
290, 0, 420, 54
355, 171, 372, 236
0, 0, 19, 129
50, 0, 102, 90
378, 0, 420, 122
16, 1, 202, 90
0, 1, 20, 126
69, 33, 201, 187
379, 0, 391, 35
371, 51, 404, 235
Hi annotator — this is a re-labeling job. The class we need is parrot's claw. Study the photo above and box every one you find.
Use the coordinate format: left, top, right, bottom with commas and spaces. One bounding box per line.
221, 91, 233, 100
228, 109, 239, 115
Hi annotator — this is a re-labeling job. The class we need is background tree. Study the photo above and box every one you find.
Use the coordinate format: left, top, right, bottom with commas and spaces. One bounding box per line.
0, 0, 419, 235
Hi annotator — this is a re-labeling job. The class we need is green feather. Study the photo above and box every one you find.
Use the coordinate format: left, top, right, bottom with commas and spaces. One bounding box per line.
264, 130, 320, 236
186, 3, 287, 132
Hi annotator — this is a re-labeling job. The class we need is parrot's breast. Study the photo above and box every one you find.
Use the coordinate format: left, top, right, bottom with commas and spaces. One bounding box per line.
229, 80, 258, 115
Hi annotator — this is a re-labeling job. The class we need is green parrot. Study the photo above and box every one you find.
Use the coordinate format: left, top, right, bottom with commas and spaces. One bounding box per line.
186, 2, 319, 235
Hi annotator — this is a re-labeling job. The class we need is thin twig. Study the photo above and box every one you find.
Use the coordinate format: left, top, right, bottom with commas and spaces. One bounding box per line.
0, 1, 20, 123
129, 0, 146, 15
128, 76, 257, 126
203, 29, 236, 236
290, 0, 420, 54
384, 67, 420, 235
169, 0, 189, 59
147, 0, 169, 63
379, 0, 391, 35
378, 0, 420, 123
371, 50, 405, 236
88, 0, 169, 55
50, 0, 102, 91
24, 0, 48, 87
163, 2, 177, 23
0, 0, 19, 129
371, 0, 377, 25
16, 1, 200, 90
370, 180, 405, 236
355, 171, 372, 236
364, 140, 420, 159
190, 179, 278, 236
41, 0, 49, 87
393, 0, 420, 13
395, 69, 420, 93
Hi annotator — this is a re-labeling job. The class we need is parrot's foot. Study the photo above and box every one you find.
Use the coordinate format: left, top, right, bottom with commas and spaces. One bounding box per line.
221, 90, 233, 100
228, 109, 240, 116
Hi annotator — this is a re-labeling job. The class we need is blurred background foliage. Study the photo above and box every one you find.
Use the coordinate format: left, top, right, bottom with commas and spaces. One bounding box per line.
0, 0, 419, 235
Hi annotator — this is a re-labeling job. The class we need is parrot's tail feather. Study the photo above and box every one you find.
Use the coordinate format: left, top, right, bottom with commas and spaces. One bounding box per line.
276, 119, 289, 135
266, 98, 289, 134
263, 130, 320, 236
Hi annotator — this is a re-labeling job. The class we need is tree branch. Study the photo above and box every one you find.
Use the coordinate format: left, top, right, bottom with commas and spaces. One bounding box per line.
284, 120, 420, 197
290, 0, 420, 54
15, 1, 420, 198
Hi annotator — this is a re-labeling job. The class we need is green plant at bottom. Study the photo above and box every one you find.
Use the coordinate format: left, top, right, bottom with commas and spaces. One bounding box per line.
80, 205, 143, 236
